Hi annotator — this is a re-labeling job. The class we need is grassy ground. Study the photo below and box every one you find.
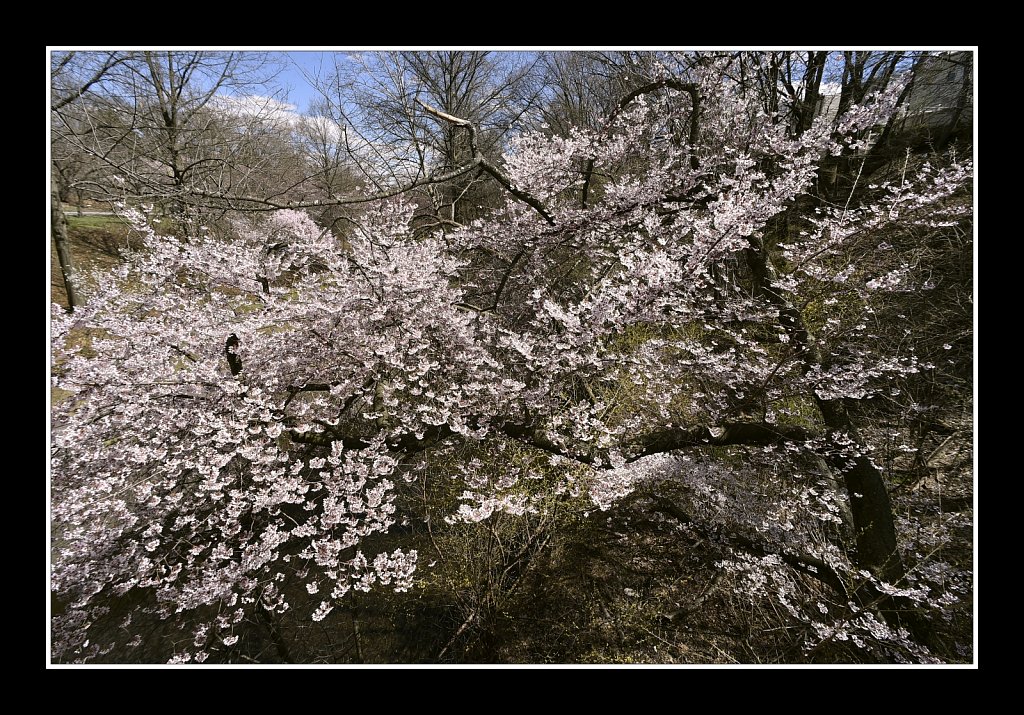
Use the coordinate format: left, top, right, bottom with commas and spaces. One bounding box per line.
50, 214, 133, 309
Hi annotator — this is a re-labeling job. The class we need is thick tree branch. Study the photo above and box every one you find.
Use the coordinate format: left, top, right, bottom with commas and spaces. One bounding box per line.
416, 99, 556, 226
288, 414, 817, 468
628, 422, 814, 460
414, 99, 478, 155
744, 239, 904, 585
743, 229, 938, 647
477, 156, 556, 225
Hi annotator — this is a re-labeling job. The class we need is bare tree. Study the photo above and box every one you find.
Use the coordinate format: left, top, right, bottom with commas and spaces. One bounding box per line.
306, 51, 543, 228
51, 51, 128, 310
52, 51, 288, 217
535, 51, 626, 136
291, 101, 361, 229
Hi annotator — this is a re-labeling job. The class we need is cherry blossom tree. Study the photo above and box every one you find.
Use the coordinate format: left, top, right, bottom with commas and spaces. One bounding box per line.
50, 53, 972, 663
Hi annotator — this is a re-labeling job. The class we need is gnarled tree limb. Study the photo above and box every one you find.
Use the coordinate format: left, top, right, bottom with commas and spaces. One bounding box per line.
628, 422, 814, 460
416, 99, 556, 226
288, 413, 817, 467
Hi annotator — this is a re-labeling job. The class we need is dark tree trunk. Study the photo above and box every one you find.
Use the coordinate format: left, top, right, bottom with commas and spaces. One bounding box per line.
744, 237, 939, 647
800, 52, 828, 134
813, 396, 902, 584
52, 163, 81, 310
744, 241, 902, 579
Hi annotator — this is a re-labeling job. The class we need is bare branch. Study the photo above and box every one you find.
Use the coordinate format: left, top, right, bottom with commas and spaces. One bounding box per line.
415, 99, 474, 129
477, 156, 556, 225
416, 98, 555, 225
52, 52, 127, 112
182, 160, 482, 212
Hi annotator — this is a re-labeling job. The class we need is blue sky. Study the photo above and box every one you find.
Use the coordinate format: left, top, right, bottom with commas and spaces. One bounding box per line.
276, 52, 332, 112
277, 51, 364, 113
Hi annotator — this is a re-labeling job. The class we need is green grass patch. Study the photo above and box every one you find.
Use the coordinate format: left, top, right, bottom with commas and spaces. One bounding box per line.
66, 214, 128, 230
51, 387, 75, 407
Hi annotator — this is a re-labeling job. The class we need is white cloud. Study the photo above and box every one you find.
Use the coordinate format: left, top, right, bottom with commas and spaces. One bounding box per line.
214, 94, 353, 147
211, 94, 303, 127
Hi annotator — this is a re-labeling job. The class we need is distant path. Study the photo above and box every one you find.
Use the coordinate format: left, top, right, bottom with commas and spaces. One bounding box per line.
64, 210, 116, 216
